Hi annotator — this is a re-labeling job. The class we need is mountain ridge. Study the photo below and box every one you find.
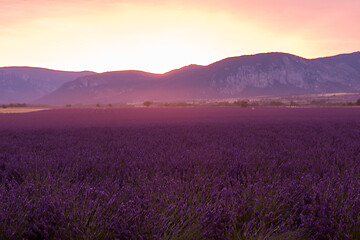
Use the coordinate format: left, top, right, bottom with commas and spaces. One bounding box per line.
2, 51, 359, 105
36, 51, 360, 105
0, 67, 95, 103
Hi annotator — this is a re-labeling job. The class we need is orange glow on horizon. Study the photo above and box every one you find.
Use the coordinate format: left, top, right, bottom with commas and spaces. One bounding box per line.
0, 0, 359, 73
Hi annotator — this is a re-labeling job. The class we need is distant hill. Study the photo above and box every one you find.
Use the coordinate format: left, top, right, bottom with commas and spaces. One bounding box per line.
0, 67, 95, 103
37, 71, 161, 105
16, 51, 360, 105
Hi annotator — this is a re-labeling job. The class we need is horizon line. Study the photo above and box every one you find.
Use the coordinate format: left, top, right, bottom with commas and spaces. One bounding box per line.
1, 50, 359, 75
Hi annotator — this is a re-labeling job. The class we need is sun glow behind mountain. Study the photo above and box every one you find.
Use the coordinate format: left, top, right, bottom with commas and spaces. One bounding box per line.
1, 0, 359, 73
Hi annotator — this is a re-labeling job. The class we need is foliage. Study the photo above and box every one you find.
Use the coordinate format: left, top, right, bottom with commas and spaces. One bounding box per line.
289, 100, 298, 106
143, 101, 153, 107
268, 101, 283, 106
1, 103, 27, 108
1, 113, 360, 239
162, 102, 194, 107
238, 100, 248, 108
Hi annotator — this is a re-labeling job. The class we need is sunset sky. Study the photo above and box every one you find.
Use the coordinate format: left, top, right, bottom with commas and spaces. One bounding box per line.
1, 0, 359, 73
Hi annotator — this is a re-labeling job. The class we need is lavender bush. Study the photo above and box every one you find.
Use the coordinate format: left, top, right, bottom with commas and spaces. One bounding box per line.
1, 113, 360, 239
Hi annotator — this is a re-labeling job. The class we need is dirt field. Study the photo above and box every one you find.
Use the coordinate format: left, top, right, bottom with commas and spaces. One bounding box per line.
0, 107, 49, 114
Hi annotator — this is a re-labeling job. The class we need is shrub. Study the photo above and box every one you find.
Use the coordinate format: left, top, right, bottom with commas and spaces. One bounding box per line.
289, 101, 297, 106
0, 103, 27, 108
143, 101, 153, 107
239, 100, 248, 108
268, 101, 283, 106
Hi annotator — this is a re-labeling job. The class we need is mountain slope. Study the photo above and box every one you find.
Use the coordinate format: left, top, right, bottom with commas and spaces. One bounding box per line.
0, 67, 95, 103
36, 51, 360, 105
38, 71, 161, 105
199, 52, 360, 96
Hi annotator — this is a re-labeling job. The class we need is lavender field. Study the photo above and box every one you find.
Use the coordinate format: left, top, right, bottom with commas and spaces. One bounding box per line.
1, 107, 360, 239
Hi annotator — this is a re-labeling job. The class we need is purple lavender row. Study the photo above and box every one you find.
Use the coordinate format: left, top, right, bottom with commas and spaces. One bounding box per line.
1, 121, 360, 239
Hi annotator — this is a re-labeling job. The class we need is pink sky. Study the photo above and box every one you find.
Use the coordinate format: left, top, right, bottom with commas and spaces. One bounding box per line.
1, 0, 359, 73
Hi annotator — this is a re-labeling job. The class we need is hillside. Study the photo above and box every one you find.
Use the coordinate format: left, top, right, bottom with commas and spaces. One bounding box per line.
0, 67, 95, 103
26, 51, 360, 105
